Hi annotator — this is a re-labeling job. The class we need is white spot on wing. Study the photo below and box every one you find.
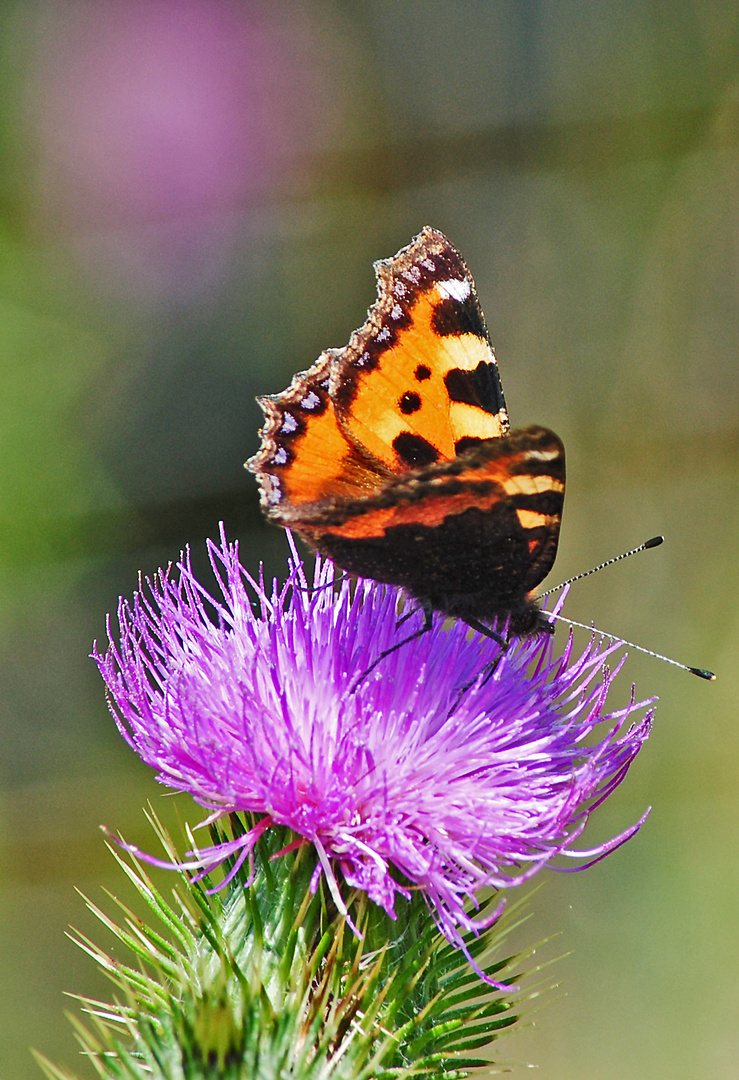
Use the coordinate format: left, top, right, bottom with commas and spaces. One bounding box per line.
300, 391, 321, 411
273, 447, 288, 465
265, 477, 282, 504
525, 447, 560, 461
436, 278, 471, 302
281, 413, 298, 434
390, 304, 404, 320
376, 326, 392, 343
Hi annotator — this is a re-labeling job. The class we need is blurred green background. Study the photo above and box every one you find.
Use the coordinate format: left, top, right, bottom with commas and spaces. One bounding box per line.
0, 2, 737, 1077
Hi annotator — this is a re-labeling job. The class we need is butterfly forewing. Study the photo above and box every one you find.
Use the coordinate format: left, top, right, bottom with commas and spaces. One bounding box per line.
331, 228, 509, 471
247, 353, 387, 517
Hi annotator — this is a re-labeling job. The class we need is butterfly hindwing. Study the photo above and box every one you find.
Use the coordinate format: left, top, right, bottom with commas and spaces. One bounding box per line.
294, 426, 564, 624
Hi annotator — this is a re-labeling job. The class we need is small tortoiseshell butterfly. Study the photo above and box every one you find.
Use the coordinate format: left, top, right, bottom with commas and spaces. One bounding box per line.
247, 227, 565, 641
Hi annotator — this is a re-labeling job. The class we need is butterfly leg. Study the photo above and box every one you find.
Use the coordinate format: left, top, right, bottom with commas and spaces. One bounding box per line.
460, 615, 506, 649
395, 604, 420, 631
446, 617, 508, 718
349, 604, 434, 694
293, 571, 349, 594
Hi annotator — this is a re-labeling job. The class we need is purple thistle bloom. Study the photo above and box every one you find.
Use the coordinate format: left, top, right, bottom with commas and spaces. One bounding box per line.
94, 528, 652, 961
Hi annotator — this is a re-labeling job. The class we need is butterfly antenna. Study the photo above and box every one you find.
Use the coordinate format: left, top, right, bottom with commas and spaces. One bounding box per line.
541, 535, 665, 597
547, 611, 715, 680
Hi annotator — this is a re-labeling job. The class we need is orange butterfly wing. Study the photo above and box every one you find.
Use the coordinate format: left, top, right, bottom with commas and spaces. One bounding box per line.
330, 227, 509, 470
248, 227, 509, 515
247, 227, 565, 633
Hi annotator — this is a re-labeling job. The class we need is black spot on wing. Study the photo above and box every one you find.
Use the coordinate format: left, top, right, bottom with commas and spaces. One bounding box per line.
444, 361, 500, 414
510, 490, 565, 516
392, 432, 440, 468
431, 295, 487, 338
414, 364, 431, 381
399, 391, 422, 415
454, 435, 488, 455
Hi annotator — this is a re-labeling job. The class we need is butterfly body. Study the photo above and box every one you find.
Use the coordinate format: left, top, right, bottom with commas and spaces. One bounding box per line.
248, 227, 565, 638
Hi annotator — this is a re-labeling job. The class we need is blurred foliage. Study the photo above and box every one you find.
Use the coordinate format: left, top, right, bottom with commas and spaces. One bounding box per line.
0, 2, 737, 1078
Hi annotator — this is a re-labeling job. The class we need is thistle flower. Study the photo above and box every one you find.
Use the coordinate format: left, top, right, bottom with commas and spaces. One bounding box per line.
94, 528, 652, 965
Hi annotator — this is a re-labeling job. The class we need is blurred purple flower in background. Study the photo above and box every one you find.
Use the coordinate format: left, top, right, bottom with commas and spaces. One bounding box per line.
95, 529, 652, 959
22, 0, 342, 296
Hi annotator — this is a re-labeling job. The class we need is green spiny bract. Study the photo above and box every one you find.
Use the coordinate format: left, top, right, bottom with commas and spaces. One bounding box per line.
35, 813, 550, 1080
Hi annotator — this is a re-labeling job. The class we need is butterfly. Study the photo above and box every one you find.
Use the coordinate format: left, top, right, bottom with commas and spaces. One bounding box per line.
246, 227, 565, 644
